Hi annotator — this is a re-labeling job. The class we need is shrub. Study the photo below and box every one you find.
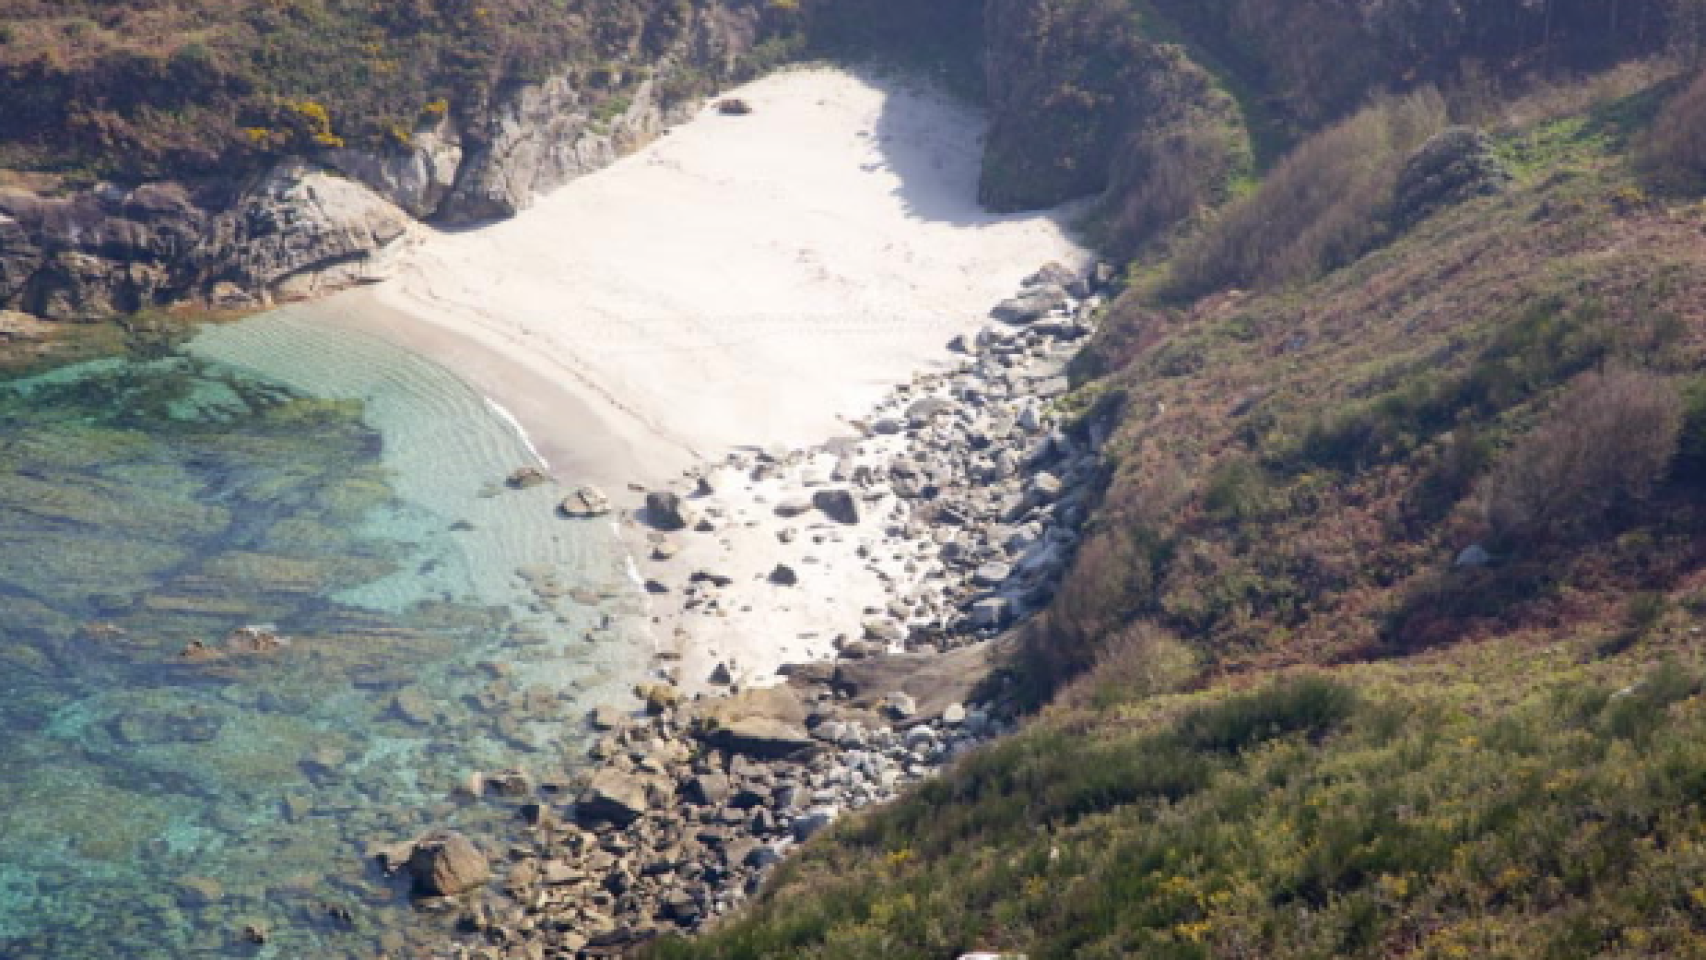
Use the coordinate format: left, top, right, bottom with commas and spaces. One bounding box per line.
1070, 621, 1199, 709
1164, 89, 1448, 298
1174, 674, 1358, 753
1641, 68, 1706, 191
1482, 365, 1682, 546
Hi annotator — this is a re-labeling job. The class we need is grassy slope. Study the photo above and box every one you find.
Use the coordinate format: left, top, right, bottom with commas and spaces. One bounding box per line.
644, 66, 1706, 960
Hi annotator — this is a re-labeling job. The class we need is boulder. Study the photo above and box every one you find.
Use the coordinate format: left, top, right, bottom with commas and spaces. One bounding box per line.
692, 687, 815, 759
645, 491, 695, 531
972, 596, 1011, 628
506, 466, 550, 489
560, 484, 611, 517
685, 773, 731, 807
575, 769, 652, 826
812, 489, 861, 525
405, 831, 491, 897
973, 562, 1013, 588
991, 284, 1068, 325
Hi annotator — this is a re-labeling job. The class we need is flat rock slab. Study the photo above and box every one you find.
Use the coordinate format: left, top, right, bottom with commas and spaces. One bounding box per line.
826, 638, 1012, 721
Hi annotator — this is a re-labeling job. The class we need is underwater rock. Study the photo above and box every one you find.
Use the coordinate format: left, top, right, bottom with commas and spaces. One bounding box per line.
506, 466, 550, 489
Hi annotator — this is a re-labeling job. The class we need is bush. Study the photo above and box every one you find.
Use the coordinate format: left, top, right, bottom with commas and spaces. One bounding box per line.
1070, 621, 1199, 709
1174, 674, 1358, 753
1482, 365, 1683, 545
1164, 89, 1447, 298
1641, 69, 1706, 191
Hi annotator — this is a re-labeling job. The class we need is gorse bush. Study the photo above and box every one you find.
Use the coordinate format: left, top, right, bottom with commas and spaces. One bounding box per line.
1482, 365, 1683, 546
1164, 89, 1448, 298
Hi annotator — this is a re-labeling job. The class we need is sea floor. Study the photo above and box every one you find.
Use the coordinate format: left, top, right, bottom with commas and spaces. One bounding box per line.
0, 311, 648, 958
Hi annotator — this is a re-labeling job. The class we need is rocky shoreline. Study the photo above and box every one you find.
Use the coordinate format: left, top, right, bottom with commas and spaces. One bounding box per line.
379, 260, 1118, 959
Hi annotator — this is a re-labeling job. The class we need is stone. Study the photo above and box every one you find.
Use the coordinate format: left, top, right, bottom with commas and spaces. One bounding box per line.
716, 97, 754, 116
636, 682, 681, 714
1027, 472, 1064, 504
507, 466, 550, 489
701, 716, 817, 760
589, 705, 627, 731
774, 498, 814, 518
811, 489, 861, 525
942, 703, 968, 725
645, 491, 695, 531
793, 808, 837, 842
883, 692, 918, 720
862, 619, 906, 643
905, 397, 956, 426
392, 687, 436, 725
576, 769, 652, 826
708, 662, 734, 686
769, 563, 799, 586
406, 832, 491, 897
972, 597, 1011, 628
686, 773, 731, 807
560, 485, 612, 517
991, 284, 1068, 325
1454, 544, 1493, 568
973, 562, 1012, 588
175, 876, 224, 908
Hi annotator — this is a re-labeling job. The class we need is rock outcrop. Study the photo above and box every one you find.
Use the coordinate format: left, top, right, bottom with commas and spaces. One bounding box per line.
0, 1, 781, 322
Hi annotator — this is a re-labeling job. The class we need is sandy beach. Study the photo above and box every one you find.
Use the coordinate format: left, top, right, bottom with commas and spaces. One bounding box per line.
330, 65, 1091, 689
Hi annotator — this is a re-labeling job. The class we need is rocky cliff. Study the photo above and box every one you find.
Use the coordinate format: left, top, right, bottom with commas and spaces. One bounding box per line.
0, 0, 779, 321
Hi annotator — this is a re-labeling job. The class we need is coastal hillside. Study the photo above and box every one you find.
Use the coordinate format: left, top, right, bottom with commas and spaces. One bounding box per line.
9, 0, 1706, 958
641, 7, 1706, 960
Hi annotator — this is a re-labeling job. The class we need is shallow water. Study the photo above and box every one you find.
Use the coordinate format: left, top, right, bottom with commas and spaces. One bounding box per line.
0, 310, 649, 958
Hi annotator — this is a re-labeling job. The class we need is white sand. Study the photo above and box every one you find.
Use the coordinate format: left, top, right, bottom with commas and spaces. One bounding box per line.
363, 65, 1087, 485
333, 65, 1090, 689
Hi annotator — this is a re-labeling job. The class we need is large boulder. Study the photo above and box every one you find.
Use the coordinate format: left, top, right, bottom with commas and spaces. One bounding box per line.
405, 831, 491, 897
691, 687, 815, 759
575, 769, 652, 826
812, 488, 861, 525
560, 484, 611, 517
990, 284, 1068, 325
644, 490, 695, 531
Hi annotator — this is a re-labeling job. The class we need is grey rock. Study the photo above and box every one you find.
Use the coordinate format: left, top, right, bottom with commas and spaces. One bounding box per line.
812, 489, 861, 525
792, 808, 837, 842
560, 484, 612, 517
973, 562, 1013, 588
645, 491, 695, 531
971, 596, 1011, 628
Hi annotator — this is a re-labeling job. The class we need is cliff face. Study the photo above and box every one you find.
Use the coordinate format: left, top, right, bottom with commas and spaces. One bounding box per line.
0, 0, 777, 321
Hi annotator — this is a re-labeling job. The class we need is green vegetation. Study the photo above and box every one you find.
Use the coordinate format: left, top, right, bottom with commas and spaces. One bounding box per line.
657, 650, 1706, 959
647, 16, 1706, 956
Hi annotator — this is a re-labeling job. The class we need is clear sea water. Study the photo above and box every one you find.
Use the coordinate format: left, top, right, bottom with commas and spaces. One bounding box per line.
0, 307, 649, 958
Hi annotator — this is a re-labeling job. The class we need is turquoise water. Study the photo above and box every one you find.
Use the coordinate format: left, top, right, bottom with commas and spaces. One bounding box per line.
0, 310, 648, 958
